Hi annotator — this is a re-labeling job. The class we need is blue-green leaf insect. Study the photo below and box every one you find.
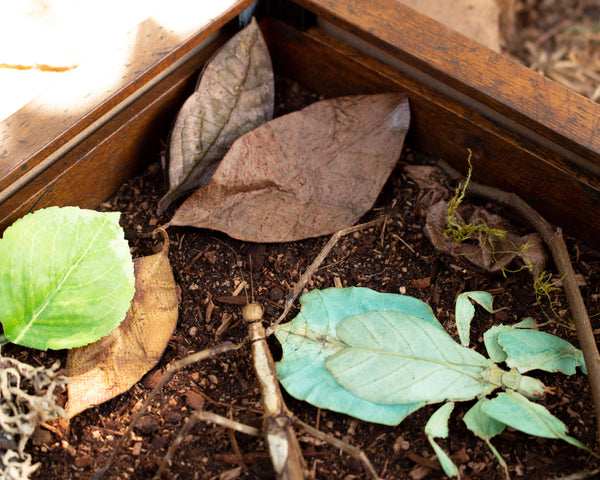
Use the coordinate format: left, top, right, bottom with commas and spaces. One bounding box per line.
275, 287, 588, 478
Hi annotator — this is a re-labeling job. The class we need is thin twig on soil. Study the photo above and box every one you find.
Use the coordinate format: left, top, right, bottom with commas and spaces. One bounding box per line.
95, 220, 385, 480
92, 341, 245, 479
153, 411, 260, 480
268, 216, 385, 334
439, 160, 600, 448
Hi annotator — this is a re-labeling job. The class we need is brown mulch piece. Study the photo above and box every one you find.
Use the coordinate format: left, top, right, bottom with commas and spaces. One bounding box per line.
506, 0, 600, 101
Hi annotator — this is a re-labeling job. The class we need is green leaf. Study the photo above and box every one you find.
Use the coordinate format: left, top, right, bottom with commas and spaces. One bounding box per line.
275, 287, 437, 425
455, 291, 494, 347
0, 207, 135, 350
464, 398, 505, 440
497, 329, 586, 375
483, 325, 510, 363
425, 402, 460, 478
482, 391, 588, 451
513, 316, 538, 328
464, 398, 508, 478
484, 323, 586, 375
325, 310, 494, 405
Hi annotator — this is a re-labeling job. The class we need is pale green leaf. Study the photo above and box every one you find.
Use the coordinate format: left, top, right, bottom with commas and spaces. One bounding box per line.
513, 316, 538, 328
428, 440, 460, 478
484, 325, 511, 363
325, 311, 494, 405
425, 401, 454, 438
0, 207, 135, 350
483, 318, 537, 363
274, 287, 438, 425
464, 398, 505, 440
463, 398, 508, 477
484, 324, 586, 375
426, 403, 460, 478
482, 391, 588, 450
455, 291, 494, 347
498, 329, 586, 375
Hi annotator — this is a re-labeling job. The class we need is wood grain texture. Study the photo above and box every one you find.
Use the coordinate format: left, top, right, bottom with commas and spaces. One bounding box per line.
1, 0, 599, 249
295, 0, 600, 163
0, 35, 229, 231
0, 0, 254, 229
263, 18, 600, 248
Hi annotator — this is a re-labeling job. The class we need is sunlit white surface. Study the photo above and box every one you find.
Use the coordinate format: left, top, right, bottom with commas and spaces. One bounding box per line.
0, 0, 241, 120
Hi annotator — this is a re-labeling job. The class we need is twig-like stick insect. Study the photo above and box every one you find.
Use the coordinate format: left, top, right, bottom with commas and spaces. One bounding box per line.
95, 219, 385, 479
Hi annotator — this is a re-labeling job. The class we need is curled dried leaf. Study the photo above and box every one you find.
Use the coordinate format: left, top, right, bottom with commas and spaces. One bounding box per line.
158, 17, 274, 215
424, 199, 546, 274
65, 230, 178, 418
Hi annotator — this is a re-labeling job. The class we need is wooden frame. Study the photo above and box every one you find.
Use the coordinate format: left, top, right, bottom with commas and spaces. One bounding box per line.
1, 0, 599, 248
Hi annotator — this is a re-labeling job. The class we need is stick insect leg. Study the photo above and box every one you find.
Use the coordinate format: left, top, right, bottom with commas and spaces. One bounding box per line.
93, 341, 245, 480
152, 410, 260, 480
293, 417, 382, 480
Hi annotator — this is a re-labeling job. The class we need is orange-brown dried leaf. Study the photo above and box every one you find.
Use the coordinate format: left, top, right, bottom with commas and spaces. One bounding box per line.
65, 231, 178, 418
168, 94, 410, 242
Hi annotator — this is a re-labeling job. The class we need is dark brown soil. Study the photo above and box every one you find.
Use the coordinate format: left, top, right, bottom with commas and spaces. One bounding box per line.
6, 4, 600, 479
11, 74, 597, 480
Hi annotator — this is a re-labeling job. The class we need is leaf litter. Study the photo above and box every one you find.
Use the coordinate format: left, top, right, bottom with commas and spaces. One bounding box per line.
157, 18, 275, 215
167, 93, 410, 242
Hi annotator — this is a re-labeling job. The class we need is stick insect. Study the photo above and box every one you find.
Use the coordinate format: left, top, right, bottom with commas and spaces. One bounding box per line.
94, 219, 384, 480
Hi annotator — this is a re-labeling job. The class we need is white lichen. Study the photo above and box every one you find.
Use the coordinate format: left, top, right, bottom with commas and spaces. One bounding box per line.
0, 355, 66, 480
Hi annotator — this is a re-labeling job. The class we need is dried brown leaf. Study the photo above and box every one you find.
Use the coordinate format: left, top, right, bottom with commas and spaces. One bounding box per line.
168, 94, 410, 242
65, 230, 178, 418
424, 199, 546, 274
157, 17, 274, 215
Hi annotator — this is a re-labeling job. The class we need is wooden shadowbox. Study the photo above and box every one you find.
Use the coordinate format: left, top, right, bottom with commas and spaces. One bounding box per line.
1, 0, 599, 248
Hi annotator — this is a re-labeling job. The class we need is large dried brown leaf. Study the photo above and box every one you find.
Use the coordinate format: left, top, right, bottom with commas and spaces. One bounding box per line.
157, 17, 274, 215
167, 94, 410, 242
65, 230, 178, 418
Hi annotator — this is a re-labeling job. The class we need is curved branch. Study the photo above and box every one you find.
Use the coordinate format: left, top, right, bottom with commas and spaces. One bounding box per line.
439, 161, 600, 448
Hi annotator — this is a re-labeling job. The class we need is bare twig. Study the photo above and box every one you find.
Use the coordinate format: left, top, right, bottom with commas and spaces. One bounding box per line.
153, 411, 260, 480
97, 220, 387, 479
93, 341, 245, 479
293, 418, 381, 480
439, 160, 600, 447
269, 217, 385, 333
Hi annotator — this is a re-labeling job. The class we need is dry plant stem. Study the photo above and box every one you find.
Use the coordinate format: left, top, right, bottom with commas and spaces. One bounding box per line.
270, 217, 385, 333
293, 418, 382, 480
439, 160, 600, 447
93, 341, 244, 480
551, 468, 600, 480
152, 411, 260, 480
243, 303, 306, 480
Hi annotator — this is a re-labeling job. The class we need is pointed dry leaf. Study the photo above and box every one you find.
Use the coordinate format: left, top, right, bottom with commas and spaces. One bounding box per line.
65, 230, 178, 418
424, 200, 547, 274
168, 94, 410, 242
157, 17, 274, 215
